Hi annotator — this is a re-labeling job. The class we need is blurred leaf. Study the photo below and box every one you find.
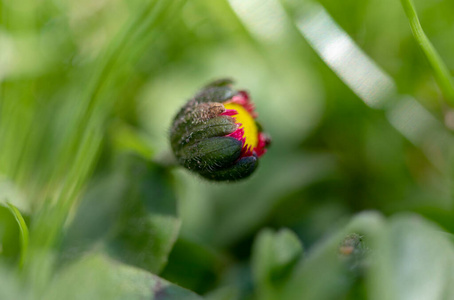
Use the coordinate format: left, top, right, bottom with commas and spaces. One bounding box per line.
282, 211, 385, 300
372, 214, 454, 300
281, 211, 454, 300
45, 253, 202, 300
110, 121, 155, 159
107, 155, 181, 274
0, 263, 25, 299
0, 31, 58, 78
62, 154, 180, 274
211, 153, 336, 248
205, 286, 239, 300
252, 228, 303, 300
0, 177, 30, 213
161, 237, 226, 294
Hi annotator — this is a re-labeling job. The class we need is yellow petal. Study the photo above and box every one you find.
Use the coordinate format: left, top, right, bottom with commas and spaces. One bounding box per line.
224, 102, 258, 149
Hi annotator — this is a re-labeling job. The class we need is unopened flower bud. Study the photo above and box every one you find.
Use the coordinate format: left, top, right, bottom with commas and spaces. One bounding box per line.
170, 79, 270, 181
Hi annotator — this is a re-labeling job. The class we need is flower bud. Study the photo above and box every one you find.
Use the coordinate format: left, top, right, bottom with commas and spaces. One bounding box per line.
170, 79, 270, 181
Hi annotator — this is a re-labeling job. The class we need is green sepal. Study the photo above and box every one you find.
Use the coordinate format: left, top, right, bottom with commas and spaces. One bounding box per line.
200, 155, 258, 181
171, 116, 237, 150
202, 78, 234, 88
178, 137, 242, 172
171, 102, 225, 135
193, 86, 236, 103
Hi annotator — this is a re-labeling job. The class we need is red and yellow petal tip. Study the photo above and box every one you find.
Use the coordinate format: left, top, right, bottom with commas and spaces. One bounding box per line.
221, 91, 267, 158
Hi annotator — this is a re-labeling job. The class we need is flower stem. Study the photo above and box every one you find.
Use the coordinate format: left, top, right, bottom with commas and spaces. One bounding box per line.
400, 0, 454, 106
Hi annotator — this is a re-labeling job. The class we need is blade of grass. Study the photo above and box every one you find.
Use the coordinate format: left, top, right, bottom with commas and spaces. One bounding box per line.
400, 0, 454, 106
32, 0, 186, 251
6, 202, 29, 269
52, 0, 186, 203
25, 0, 186, 293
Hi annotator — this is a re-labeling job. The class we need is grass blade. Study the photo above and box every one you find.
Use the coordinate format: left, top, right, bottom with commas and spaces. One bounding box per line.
6, 203, 29, 268
400, 0, 454, 106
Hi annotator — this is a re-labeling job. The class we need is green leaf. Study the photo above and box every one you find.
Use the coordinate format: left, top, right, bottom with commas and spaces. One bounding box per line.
205, 287, 239, 300
282, 212, 385, 300
45, 253, 202, 300
280, 212, 454, 300
0, 263, 25, 299
110, 121, 155, 159
107, 155, 181, 274
62, 154, 181, 274
252, 228, 303, 300
372, 215, 454, 300
211, 153, 336, 247
160, 237, 227, 294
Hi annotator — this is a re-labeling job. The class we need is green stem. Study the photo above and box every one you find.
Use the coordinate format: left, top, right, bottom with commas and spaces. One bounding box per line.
400, 0, 454, 106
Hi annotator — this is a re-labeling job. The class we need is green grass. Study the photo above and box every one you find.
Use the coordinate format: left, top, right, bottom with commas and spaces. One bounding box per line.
400, 0, 454, 106
5, 203, 28, 269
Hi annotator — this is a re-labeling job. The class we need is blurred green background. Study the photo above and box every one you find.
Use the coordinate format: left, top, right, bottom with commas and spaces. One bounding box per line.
1, 0, 454, 299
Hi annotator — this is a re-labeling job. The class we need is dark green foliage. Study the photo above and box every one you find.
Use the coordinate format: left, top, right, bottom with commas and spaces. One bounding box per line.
161, 238, 227, 294
62, 154, 180, 274
45, 253, 202, 300
252, 228, 303, 300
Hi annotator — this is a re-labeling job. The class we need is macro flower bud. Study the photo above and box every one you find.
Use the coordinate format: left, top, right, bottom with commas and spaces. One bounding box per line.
170, 79, 270, 181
